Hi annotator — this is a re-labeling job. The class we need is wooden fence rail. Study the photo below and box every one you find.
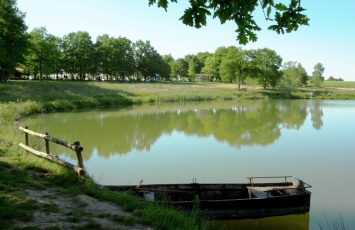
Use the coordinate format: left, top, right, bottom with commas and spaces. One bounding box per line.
18, 126, 85, 176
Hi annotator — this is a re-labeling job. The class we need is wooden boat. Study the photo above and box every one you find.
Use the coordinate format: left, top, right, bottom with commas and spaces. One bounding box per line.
105, 176, 311, 220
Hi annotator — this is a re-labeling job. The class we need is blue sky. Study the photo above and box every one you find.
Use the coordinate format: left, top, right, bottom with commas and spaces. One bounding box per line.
17, 0, 355, 80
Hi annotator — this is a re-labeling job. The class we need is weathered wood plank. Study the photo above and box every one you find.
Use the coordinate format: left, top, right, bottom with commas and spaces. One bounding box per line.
19, 126, 81, 151
19, 143, 85, 176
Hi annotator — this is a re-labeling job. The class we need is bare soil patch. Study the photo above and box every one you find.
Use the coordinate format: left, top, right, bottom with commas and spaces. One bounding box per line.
15, 188, 152, 229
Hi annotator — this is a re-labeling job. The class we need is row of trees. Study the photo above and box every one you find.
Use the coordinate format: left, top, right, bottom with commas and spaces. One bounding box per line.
1, 0, 323, 87
21, 27, 286, 88
20, 27, 327, 88
21, 28, 169, 81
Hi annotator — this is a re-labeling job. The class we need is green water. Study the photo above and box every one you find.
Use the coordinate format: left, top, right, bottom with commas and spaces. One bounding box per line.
23, 100, 355, 229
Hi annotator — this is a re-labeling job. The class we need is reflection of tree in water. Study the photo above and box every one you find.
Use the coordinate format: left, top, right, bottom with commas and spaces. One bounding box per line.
176, 102, 282, 147
278, 100, 308, 129
26, 100, 310, 160
309, 100, 323, 130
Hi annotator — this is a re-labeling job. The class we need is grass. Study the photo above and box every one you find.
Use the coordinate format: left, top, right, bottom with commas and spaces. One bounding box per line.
323, 80, 355, 88
1, 80, 355, 229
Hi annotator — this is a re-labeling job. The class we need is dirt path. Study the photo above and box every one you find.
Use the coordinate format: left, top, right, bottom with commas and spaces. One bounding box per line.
15, 188, 152, 229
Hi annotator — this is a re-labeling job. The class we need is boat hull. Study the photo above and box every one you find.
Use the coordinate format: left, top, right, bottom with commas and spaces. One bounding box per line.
163, 193, 311, 220
105, 182, 311, 220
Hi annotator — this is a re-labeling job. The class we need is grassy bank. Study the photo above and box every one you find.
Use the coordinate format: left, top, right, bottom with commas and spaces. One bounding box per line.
1, 80, 355, 228
0, 81, 221, 229
0, 80, 353, 119
0, 130, 207, 229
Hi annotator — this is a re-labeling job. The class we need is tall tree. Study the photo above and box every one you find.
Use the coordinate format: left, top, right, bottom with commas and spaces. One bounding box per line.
202, 55, 219, 81
187, 58, 197, 81
148, 0, 309, 44
252, 48, 282, 88
0, 0, 27, 82
172, 58, 188, 79
134, 40, 164, 81
111, 37, 135, 79
195, 51, 212, 73
202, 46, 228, 81
95, 34, 113, 79
219, 47, 251, 89
282, 61, 308, 87
23, 27, 61, 79
162, 54, 174, 80
61, 31, 94, 80
311, 63, 325, 87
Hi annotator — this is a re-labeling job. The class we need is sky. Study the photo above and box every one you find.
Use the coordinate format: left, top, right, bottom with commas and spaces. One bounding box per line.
17, 0, 355, 80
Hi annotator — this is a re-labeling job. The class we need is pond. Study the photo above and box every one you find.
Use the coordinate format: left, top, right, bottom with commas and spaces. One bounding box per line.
23, 100, 355, 229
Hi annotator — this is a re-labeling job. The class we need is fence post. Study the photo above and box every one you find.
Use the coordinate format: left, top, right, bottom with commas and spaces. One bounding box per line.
73, 141, 84, 170
45, 132, 50, 155
25, 126, 29, 152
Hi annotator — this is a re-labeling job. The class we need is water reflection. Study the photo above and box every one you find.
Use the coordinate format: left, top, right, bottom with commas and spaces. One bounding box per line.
22, 100, 355, 229
309, 100, 323, 130
24, 100, 323, 160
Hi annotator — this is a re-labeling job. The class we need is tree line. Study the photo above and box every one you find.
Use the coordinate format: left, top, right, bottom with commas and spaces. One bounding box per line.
18, 27, 326, 88
1, 0, 325, 87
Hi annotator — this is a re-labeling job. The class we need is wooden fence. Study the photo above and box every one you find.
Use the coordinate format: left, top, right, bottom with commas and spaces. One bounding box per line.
18, 126, 85, 176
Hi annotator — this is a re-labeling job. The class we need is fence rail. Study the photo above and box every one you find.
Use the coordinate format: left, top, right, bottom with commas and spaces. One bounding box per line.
18, 126, 85, 176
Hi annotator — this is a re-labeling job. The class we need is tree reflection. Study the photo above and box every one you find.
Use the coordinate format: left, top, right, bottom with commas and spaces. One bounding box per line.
309, 100, 323, 130
25, 100, 313, 160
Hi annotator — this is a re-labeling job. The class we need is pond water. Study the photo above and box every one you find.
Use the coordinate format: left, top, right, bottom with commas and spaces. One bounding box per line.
23, 100, 355, 229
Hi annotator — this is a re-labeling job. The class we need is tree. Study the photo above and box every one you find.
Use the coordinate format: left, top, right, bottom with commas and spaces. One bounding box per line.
162, 54, 174, 80
187, 57, 198, 81
201, 55, 219, 81
0, 0, 28, 82
282, 61, 308, 87
311, 63, 325, 87
172, 58, 188, 79
252, 48, 282, 88
195, 52, 212, 73
201, 46, 228, 81
134, 40, 164, 81
111, 37, 135, 79
95, 34, 113, 79
23, 27, 61, 80
61, 31, 95, 80
219, 47, 251, 89
148, 0, 309, 44
327, 76, 343, 81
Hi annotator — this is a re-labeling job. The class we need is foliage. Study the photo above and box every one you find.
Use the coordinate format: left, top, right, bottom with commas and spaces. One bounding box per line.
61, 31, 95, 80
251, 48, 283, 88
201, 55, 219, 81
195, 52, 212, 74
282, 61, 308, 87
96, 34, 135, 80
162, 54, 174, 80
327, 76, 343, 81
134, 40, 166, 80
22, 27, 61, 79
311, 62, 325, 87
172, 58, 188, 79
0, 0, 28, 82
201, 47, 229, 81
219, 47, 248, 89
188, 57, 198, 80
148, 0, 309, 44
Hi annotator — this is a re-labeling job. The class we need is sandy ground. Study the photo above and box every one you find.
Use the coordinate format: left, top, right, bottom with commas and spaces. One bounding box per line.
15, 188, 152, 229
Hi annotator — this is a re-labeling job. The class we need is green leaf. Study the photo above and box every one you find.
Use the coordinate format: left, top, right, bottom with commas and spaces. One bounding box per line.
266, 6, 272, 18
275, 3, 288, 11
